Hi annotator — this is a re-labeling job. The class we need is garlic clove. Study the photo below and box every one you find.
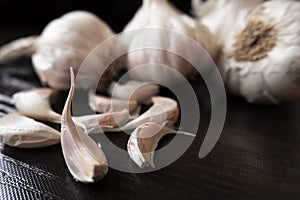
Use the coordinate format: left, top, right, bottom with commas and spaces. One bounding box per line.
123, 0, 217, 84
218, 0, 300, 104
105, 96, 179, 132
0, 36, 39, 64
13, 88, 61, 124
108, 81, 160, 104
61, 68, 108, 183
0, 113, 60, 148
88, 91, 139, 113
127, 122, 195, 168
73, 109, 130, 134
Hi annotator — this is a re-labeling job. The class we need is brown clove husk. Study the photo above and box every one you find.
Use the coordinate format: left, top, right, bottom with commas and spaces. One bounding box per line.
0, 113, 60, 148
61, 68, 108, 183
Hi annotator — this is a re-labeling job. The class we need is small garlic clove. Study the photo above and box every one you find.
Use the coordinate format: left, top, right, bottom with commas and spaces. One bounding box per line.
0, 36, 39, 64
108, 81, 160, 104
88, 91, 139, 113
61, 68, 108, 183
105, 96, 179, 132
73, 109, 130, 134
0, 113, 60, 148
127, 122, 195, 168
13, 88, 61, 123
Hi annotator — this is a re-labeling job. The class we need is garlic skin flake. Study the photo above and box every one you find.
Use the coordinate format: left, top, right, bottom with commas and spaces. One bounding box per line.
61, 68, 108, 183
13, 88, 61, 123
128, 122, 195, 168
192, 0, 263, 48
0, 113, 60, 148
123, 0, 217, 84
219, 0, 300, 104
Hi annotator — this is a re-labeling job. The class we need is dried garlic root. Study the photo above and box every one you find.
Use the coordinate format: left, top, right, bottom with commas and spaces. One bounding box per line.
61, 68, 108, 183
128, 122, 195, 168
0, 113, 60, 148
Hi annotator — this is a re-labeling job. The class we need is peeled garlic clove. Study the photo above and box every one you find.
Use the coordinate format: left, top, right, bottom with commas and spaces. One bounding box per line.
107, 96, 178, 132
192, 0, 263, 47
13, 88, 61, 123
88, 91, 139, 113
0, 113, 60, 148
73, 109, 130, 134
0, 36, 39, 63
128, 122, 195, 168
61, 68, 108, 183
108, 81, 160, 104
219, 0, 300, 104
123, 0, 217, 84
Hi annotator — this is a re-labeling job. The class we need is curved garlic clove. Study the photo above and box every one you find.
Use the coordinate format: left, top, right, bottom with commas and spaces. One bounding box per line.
88, 91, 139, 113
106, 96, 179, 132
192, 0, 263, 48
0, 36, 39, 64
127, 122, 195, 168
108, 81, 160, 104
123, 0, 217, 84
13, 88, 61, 123
0, 113, 60, 148
219, 0, 300, 104
73, 109, 130, 134
61, 68, 108, 183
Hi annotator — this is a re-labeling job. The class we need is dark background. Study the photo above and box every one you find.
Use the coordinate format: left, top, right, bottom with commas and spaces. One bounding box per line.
0, 0, 191, 32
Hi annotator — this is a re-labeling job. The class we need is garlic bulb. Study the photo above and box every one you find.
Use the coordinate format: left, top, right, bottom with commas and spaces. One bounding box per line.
61, 68, 108, 183
13, 88, 61, 123
218, 0, 300, 104
128, 122, 195, 168
0, 11, 117, 91
0, 113, 60, 148
192, 0, 263, 48
123, 0, 217, 84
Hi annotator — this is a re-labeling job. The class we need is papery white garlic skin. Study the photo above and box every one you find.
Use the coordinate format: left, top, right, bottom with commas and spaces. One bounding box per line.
192, 0, 263, 48
13, 88, 61, 123
61, 68, 108, 183
0, 113, 60, 148
123, 0, 217, 84
219, 0, 300, 104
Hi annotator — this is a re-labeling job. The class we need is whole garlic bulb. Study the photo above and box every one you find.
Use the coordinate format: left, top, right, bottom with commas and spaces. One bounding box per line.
32, 11, 118, 90
192, 0, 263, 48
219, 0, 300, 104
123, 0, 217, 84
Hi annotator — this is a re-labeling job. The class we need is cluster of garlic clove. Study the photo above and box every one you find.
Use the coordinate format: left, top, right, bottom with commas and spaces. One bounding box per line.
0, 11, 118, 91
123, 0, 217, 84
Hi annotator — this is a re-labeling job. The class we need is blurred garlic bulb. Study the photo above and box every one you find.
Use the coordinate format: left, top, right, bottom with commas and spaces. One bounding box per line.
123, 0, 217, 84
0, 113, 60, 148
192, 0, 263, 48
61, 68, 108, 183
0, 11, 118, 91
219, 0, 300, 104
